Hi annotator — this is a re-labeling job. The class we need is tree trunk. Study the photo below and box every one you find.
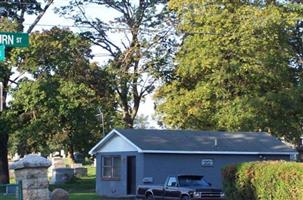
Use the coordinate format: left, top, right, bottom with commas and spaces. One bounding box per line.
0, 133, 9, 184
67, 144, 76, 164
123, 111, 134, 128
0, 1, 54, 185
0, 79, 9, 184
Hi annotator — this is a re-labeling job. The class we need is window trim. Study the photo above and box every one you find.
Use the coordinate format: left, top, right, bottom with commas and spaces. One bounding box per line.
167, 176, 178, 187
101, 156, 121, 181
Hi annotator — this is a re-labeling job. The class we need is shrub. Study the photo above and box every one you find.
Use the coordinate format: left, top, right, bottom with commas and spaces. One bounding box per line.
222, 161, 303, 200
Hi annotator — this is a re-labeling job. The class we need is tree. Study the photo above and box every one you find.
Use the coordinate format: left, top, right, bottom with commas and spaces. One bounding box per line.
134, 114, 151, 129
155, 0, 303, 144
9, 79, 101, 161
8, 27, 117, 161
0, 0, 54, 184
59, 0, 177, 128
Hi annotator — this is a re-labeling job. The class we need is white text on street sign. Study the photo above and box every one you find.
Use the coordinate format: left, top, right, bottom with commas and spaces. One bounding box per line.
0, 32, 29, 47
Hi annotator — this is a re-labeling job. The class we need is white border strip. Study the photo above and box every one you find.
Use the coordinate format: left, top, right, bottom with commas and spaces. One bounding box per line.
89, 129, 116, 155
141, 150, 297, 155
114, 130, 142, 152
89, 129, 142, 155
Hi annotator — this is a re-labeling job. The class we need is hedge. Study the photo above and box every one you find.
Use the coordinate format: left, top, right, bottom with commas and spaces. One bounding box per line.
222, 161, 303, 200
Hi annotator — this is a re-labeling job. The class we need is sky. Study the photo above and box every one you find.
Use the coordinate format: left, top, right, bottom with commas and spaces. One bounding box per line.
23, 0, 158, 128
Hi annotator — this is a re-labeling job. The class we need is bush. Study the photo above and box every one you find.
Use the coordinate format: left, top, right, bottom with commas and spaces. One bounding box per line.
222, 161, 303, 200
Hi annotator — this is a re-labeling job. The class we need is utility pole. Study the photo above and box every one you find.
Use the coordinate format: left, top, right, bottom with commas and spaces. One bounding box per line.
0, 82, 3, 112
96, 107, 105, 137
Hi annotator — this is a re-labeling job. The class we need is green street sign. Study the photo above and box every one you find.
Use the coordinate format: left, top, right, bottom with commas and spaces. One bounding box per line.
0, 32, 29, 47
0, 45, 5, 61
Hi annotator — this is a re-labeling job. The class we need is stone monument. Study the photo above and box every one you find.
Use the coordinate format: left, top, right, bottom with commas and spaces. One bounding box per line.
51, 157, 65, 168
50, 168, 74, 184
48, 156, 66, 177
10, 154, 52, 200
50, 188, 69, 200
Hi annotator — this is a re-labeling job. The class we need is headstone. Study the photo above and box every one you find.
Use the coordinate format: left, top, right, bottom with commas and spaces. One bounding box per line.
10, 154, 52, 200
50, 168, 74, 184
71, 163, 82, 168
49, 157, 66, 177
60, 150, 66, 158
73, 167, 88, 177
13, 153, 20, 161
50, 188, 69, 200
52, 157, 65, 169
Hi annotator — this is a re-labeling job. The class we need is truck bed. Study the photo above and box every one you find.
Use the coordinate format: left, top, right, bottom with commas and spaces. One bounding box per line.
136, 184, 164, 199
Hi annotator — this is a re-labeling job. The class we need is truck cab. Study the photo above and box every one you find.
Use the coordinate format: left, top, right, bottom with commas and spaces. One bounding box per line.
137, 175, 225, 200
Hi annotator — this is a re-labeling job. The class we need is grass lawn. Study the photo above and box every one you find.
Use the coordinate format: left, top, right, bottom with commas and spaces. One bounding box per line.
0, 195, 16, 200
50, 166, 101, 200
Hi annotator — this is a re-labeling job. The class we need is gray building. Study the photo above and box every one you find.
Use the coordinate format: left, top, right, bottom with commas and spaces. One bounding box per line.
89, 129, 297, 198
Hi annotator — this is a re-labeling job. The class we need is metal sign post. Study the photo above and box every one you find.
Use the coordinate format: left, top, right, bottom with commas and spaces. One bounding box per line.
0, 44, 5, 61
0, 82, 3, 112
96, 107, 105, 137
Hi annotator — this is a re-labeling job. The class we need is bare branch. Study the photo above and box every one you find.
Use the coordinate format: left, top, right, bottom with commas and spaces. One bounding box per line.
11, 71, 25, 83
27, 0, 55, 33
76, 4, 122, 55
9, 79, 18, 85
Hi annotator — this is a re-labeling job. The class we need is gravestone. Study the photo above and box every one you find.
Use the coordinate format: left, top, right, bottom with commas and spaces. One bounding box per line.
70, 163, 87, 177
10, 154, 52, 200
50, 168, 74, 184
73, 167, 88, 177
71, 163, 82, 168
49, 157, 66, 177
50, 188, 69, 200
52, 157, 65, 168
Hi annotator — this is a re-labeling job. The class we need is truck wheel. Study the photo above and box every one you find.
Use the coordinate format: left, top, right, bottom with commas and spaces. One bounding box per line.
146, 194, 154, 200
181, 195, 190, 200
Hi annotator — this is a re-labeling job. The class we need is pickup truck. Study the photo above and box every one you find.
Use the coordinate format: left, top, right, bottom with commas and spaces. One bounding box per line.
137, 175, 225, 200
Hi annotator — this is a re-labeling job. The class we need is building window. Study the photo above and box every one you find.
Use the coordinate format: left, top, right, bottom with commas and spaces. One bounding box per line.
102, 156, 121, 180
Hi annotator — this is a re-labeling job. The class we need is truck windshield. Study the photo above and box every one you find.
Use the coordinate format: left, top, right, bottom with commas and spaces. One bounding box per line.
178, 176, 210, 187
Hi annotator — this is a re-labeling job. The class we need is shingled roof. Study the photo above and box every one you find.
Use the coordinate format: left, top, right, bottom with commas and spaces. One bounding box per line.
89, 129, 297, 155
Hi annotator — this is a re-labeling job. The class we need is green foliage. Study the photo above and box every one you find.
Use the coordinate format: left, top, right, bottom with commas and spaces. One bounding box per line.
12, 27, 92, 78
0, 0, 55, 184
49, 166, 100, 200
134, 114, 151, 129
155, 0, 303, 143
7, 28, 117, 157
59, 0, 177, 127
0, 18, 18, 83
9, 78, 100, 156
222, 161, 303, 200
0, 0, 44, 31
